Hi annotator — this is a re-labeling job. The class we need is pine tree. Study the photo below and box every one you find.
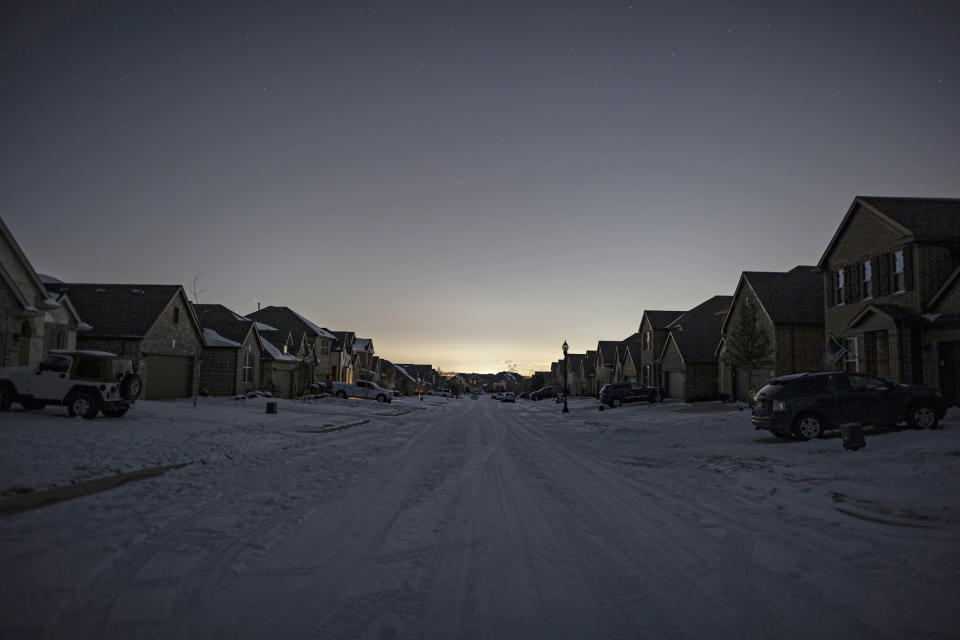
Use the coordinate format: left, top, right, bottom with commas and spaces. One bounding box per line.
725, 299, 774, 398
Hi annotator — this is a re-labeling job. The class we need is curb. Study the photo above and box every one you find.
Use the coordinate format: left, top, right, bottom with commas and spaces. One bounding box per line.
0, 461, 194, 518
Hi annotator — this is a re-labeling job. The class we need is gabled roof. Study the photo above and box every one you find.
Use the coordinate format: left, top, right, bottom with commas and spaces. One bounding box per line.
46, 283, 196, 339
567, 353, 585, 374
640, 310, 686, 331
663, 295, 732, 364
721, 266, 823, 335
848, 303, 923, 328
331, 330, 356, 352
596, 341, 618, 366
584, 350, 597, 372
193, 304, 257, 346
0, 218, 55, 308
246, 307, 336, 349
817, 196, 960, 270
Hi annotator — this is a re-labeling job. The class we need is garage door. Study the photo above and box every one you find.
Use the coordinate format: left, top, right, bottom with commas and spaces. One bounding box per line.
665, 370, 685, 400
272, 369, 293, 399
145, 355, 193, 400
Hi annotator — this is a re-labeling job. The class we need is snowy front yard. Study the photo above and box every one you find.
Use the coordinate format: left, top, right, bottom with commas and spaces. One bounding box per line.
1, 396, 958, 638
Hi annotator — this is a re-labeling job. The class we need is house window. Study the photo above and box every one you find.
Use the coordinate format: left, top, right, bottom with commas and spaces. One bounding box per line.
320, 340, 329, 355
862, 260, 872, 299
242, 350, 253, 383
844, 337, 859, 373
173, 306, 180, 324
45, 328, 63, 353
892, 250, 905, 293
642, 365, 651, 385
643, 332, 651, 351
835, 269, 846, 306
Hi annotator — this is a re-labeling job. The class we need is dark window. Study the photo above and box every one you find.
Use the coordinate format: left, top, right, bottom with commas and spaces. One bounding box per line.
173, 306, 180, 324
836, 269, 846, 305
892, 250, 905, 293
74, 359, 104, 380
39, 354, 71, 373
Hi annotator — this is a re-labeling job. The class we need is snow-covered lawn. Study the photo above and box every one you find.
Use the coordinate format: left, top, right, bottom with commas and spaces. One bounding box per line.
0, 396, 958, 638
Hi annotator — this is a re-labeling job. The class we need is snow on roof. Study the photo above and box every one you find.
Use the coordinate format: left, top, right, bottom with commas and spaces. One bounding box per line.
42, 297, 61, 308
231, 312, 249, 322
393, 363, 416, 382
259, 334, 299, 361
254, 321, 278, 332
204, 328, 242, 348
291, 310, 336, 340
44, 311, 54, 322
78, 322, 93, 331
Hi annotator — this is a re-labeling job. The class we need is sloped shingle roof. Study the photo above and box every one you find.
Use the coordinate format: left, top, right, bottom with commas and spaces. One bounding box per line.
642, 310, 686, 330
46, 283, 183, 338
246, 306, 333, 349
742, 266, 824, 326
193, 304, 255, 345
597, 341, 619, 366
666, 295, 733, 363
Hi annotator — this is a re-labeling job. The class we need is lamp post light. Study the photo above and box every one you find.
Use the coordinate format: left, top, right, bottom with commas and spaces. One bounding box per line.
562, 340, 569, 414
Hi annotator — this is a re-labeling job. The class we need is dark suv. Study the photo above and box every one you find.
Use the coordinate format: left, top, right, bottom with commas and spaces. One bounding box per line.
530, 386, 559, 401
599, 382, 658, 408
752, 371, 947, 440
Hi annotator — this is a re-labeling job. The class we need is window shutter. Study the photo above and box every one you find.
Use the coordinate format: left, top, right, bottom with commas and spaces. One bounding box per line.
876, 254, 889, 297
850, 263, 861, 302
829, 270, 837, 306
902, 245, 914, 292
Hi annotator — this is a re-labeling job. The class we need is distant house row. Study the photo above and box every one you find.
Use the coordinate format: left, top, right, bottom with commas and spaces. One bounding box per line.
0, 218, 441, 400
550, 196, 960, 407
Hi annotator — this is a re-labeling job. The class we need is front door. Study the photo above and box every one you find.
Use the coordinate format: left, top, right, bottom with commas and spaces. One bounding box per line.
864, 331, 890, 379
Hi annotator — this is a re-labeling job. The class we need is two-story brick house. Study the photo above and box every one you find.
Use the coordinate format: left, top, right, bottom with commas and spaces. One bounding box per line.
193, 303, 263, 396
45, 283, 204, 399
817, 197, 960, 400
717, 266, 825, 402
638, 310, 685, 389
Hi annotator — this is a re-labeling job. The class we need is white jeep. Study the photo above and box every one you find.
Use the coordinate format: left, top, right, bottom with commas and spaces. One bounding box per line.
0, 350, 142, 419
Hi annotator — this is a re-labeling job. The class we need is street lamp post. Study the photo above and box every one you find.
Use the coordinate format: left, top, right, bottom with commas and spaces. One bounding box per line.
562, 340, 569, 414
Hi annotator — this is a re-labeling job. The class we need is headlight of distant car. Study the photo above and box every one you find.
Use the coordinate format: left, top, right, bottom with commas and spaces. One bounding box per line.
773, 400, 786, 412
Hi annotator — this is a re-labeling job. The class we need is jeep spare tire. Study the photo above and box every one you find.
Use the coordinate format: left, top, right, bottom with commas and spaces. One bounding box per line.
119, 374, 142, 401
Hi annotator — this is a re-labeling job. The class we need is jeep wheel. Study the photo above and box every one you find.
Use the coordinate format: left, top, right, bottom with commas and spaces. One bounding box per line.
794, 413, 824, 440
119, 374, 142, 401
610, 397, 622, 408
336, 390, 347, 399
102, 406, 128, 418
376, 394, 386, 403
21, 399, 47, 411
68, 393, 99, 420
0, 385, 12, 412
907, 402, 939, 430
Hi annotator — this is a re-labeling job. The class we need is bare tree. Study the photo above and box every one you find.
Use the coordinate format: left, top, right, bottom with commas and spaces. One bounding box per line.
190, 273, 206, 305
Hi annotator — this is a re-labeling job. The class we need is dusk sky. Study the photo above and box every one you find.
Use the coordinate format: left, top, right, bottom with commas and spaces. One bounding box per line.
2, 1, 958, 374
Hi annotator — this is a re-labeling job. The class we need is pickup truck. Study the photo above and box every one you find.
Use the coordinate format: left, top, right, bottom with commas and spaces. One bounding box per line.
329, 380, 393, 403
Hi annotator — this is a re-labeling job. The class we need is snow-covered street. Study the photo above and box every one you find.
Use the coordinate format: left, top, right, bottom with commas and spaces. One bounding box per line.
1, 396, 958, 638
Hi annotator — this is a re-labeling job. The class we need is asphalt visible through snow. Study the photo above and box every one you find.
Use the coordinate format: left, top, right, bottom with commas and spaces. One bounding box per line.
1, 397, 955, 638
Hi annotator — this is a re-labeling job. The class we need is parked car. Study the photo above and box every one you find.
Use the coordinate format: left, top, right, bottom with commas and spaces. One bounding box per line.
329, 380, 393, 403
470, 394, 478, 399
392, 390, 402, 398
752, 371, 947, 440
599, 382, 658, 408
501, 392, 516, 403
0, 350, 141, 419
438, 388, 451, 398
518, 392, 530, 400
530, 386, 559, 401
